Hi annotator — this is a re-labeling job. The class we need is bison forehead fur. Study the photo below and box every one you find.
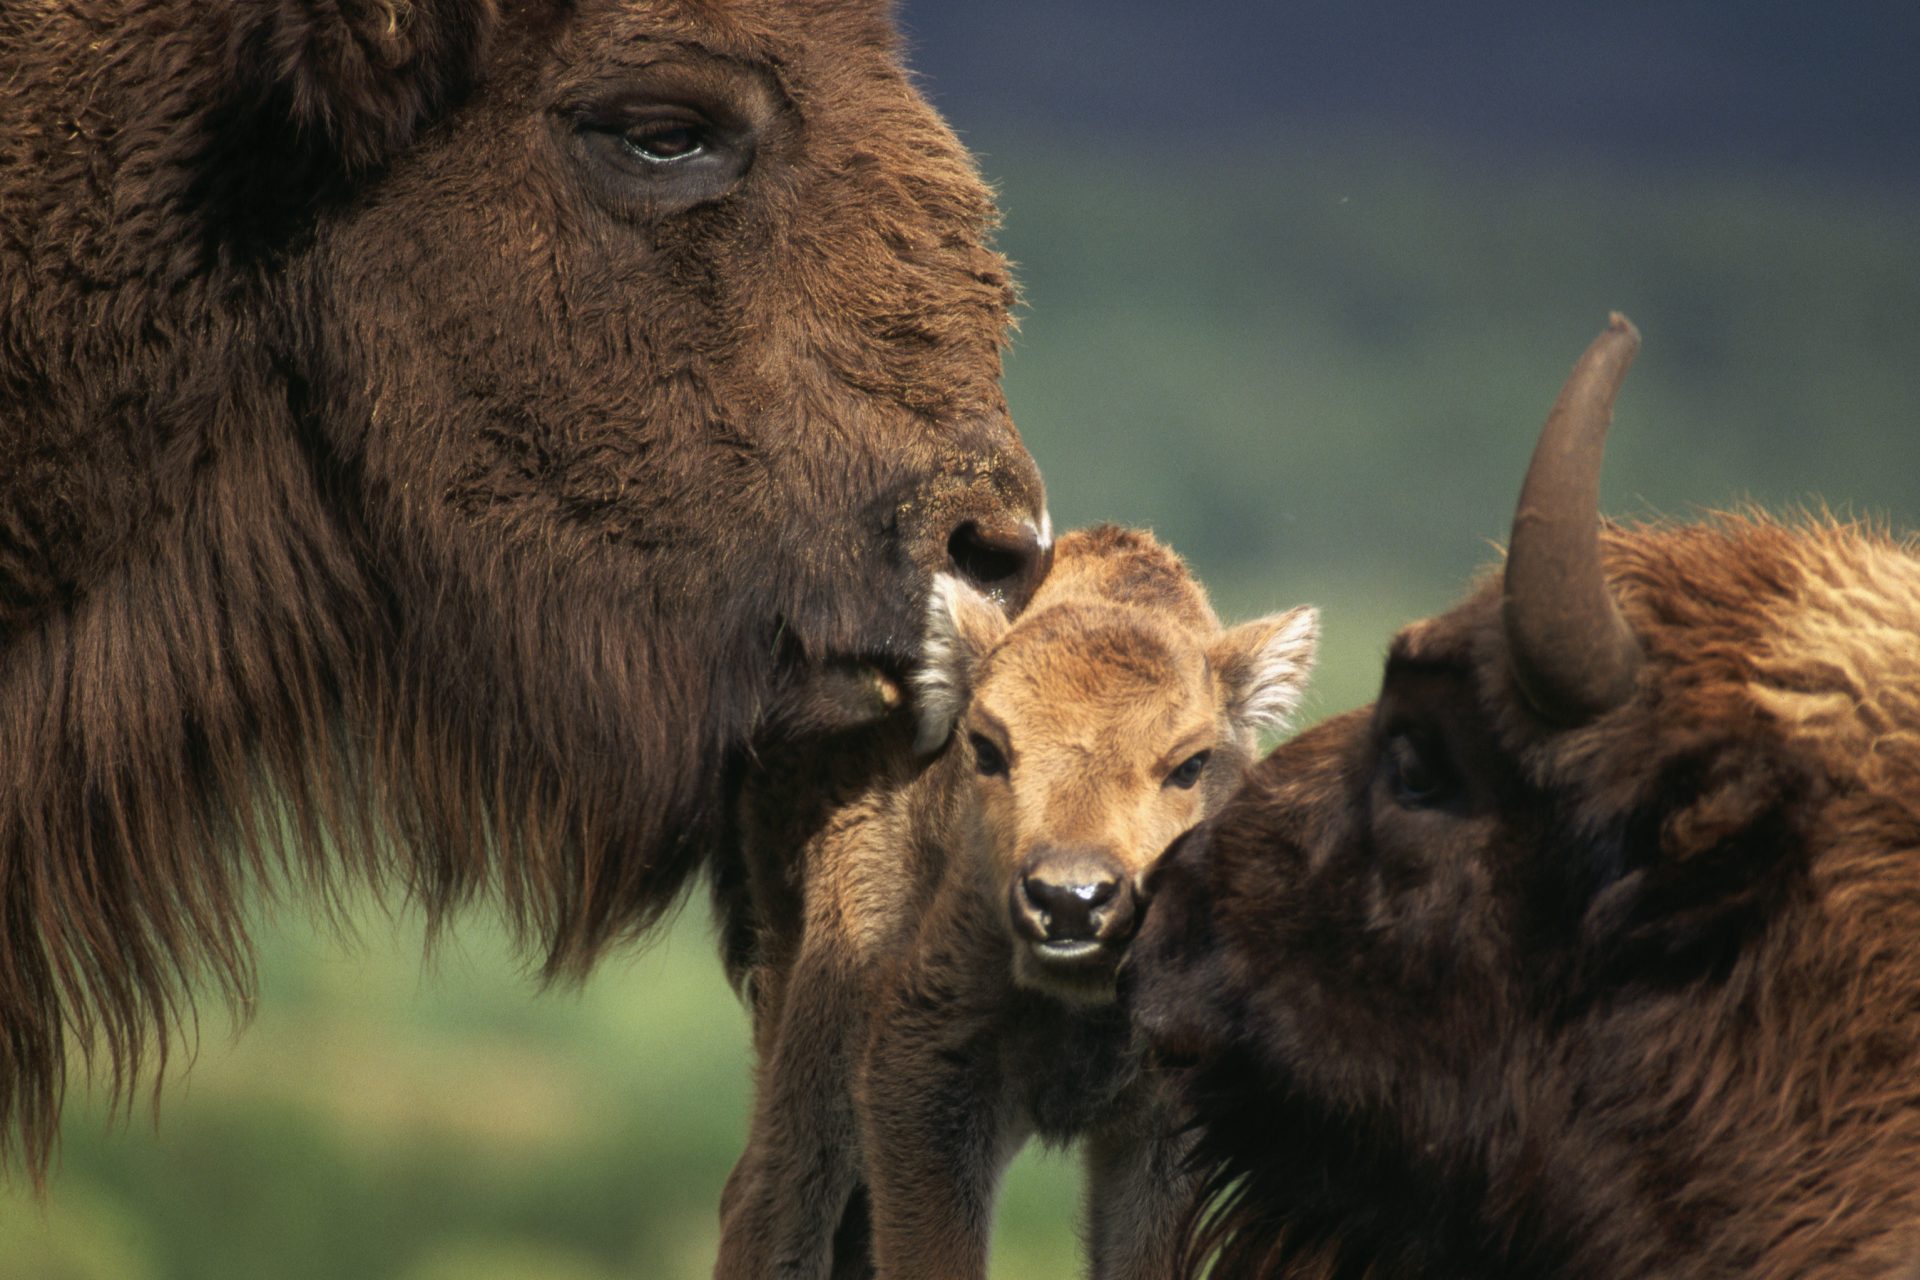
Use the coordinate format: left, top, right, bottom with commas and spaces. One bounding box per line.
0, 0, 1046, 1177
1136, 510, 1920, 1278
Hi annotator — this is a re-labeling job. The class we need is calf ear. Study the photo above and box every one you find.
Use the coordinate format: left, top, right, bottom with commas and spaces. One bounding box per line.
239, 0, 499, 173
911, 574, 1011, 755
1211, 606, 1320, 741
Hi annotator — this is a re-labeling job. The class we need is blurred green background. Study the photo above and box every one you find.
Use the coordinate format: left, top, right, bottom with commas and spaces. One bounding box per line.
7, 5, 1918, 1277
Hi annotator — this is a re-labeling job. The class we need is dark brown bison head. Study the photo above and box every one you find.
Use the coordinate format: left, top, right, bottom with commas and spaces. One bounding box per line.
0, 0, 1044, 1175
1130, 318, 1920, 1277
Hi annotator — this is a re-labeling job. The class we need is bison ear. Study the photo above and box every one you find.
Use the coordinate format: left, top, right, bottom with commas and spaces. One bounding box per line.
239, 0, 499, 173
911, 574, 1011, 755
1211, 606, 1320, 742
1581, 737, 1818, 984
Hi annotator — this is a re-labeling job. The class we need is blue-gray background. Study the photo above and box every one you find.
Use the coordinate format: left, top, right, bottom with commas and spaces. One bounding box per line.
8, 5, 1916, 1276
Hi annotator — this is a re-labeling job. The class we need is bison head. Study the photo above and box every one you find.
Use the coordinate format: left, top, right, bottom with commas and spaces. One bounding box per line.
0, 0, 1044, 1174
289, 0, 1051, 935
1130, 318, 1920, 1275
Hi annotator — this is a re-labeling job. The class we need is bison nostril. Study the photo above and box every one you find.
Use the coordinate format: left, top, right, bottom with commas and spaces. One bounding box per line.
1020, 874, 1121, 943
947, 519, 1051, 612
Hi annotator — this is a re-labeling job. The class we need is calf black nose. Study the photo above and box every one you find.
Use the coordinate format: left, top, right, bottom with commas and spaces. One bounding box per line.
1022, 875, 1115, 941
948, 519, 1052, 615
1013, 852, 1135, 946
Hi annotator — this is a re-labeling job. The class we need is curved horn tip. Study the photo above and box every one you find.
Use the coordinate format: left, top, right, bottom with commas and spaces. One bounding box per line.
1565, 313, 1642, 407
1502, 313, 1646, 726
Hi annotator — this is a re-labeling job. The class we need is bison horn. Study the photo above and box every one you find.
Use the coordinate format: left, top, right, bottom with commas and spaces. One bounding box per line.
1502, 313, 1644, 725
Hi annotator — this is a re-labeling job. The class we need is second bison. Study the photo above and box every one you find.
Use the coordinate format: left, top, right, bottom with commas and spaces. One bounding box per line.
1132, 317, 1920, 1278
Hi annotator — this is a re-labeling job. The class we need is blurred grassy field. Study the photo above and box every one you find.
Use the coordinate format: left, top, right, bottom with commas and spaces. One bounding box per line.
994, 129, 1920, 716
4, 906, 1087, 1279
6, 131, 1916, 1277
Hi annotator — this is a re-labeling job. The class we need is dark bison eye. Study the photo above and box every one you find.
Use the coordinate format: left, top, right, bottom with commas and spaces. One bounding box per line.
623, 119, 709, 164
1166, 750, 1211, 790
970, 732, 1009, 778
1384, 733, 1448, 808
567, 101, 757, 218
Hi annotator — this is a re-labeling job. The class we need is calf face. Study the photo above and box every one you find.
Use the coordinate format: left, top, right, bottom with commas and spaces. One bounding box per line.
918, 526, 1318, 1004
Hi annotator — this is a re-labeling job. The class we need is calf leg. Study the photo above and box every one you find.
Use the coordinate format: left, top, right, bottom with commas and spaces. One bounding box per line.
1083, 1096, 1198, 1280
859, 974, 1022, 1279
715, 948, 869, 1280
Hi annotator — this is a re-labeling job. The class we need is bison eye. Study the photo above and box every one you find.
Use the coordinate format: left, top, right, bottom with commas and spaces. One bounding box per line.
969, 732, 1010, 779
623, 119, 710, 164
1383, 733, 1449, 808
1166, 750, 1211, 790
567, 100, 758, 218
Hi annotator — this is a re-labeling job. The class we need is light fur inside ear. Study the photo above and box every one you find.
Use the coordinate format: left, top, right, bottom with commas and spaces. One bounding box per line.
1212, 605, 1320, 740
911, 573, 1010, 755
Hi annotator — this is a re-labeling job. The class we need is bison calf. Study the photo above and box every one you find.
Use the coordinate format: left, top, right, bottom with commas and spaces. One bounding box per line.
1131, 316, 1920, 1278
715, 526, 1317, 1279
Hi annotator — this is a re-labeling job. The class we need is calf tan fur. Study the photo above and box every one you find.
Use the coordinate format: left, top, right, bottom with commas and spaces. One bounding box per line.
713, 526, 1317, 1279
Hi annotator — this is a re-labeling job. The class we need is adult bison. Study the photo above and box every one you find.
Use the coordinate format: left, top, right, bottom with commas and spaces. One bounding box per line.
1131, 317, 1920, 1277
0, 0, 1047, 1178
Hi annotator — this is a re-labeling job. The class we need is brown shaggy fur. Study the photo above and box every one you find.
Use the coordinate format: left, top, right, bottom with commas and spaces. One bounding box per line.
1133, 504, 1920, 1275
712, 527, 1317, 1279
0, 0, 1047, 1179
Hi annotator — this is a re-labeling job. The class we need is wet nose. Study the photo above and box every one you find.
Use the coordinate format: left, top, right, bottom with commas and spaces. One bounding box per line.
924, 412, 1050, 614
948, 518, 1052, 615
1012, 851, 1136, 945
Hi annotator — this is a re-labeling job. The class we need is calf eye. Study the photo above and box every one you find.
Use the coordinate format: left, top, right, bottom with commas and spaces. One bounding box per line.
1383, 733, 1449, 808
1166, 750, 1211, 790
970, 732, 1009, 778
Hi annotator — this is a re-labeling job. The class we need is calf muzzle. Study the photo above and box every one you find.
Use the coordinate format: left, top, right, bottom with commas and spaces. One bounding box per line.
1011, 848, 1138, 958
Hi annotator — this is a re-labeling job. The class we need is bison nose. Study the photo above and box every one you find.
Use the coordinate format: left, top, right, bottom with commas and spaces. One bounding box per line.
948, 518, 1052, 615
1012, 852, 1136, 946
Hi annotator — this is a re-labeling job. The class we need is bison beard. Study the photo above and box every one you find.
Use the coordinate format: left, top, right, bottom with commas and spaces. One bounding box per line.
1130, 318, 1920, 1278
0, 0, 1048, 1178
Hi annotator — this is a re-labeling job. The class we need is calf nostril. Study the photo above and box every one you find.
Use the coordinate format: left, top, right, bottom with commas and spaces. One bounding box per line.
1077, 880, 1117, 909
1021, 874, 1121, 943
947, 520, 1051, 612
